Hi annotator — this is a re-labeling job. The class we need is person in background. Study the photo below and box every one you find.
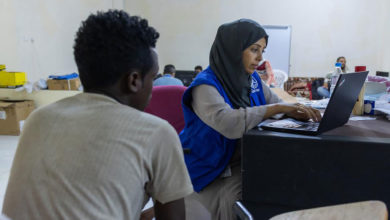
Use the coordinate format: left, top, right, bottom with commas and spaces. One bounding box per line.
153, 64, 184, 86
180, 19, 321, 220
317, 56, 349, 98
337, 56, 348, 73
2, 10, 193, 220
194, 65, 203, 74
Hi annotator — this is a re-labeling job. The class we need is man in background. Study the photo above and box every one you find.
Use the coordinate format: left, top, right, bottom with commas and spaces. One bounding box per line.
2, 10, 192, 220
337, 56, 348, 73
153, 64, 184, 86
317, 56, 349, 98
194, 65, 203, 74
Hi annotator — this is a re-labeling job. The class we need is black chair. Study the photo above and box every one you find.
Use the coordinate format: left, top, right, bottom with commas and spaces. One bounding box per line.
175, 70, 196, 87
376, 71, 389, 77
310, 78, 325, 100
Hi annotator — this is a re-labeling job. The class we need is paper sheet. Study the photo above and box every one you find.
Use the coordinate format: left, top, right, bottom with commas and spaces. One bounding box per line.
349, 116, 377, 121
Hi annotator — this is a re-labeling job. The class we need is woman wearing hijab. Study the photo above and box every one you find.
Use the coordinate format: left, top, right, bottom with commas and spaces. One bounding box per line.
180, 19, 321, 219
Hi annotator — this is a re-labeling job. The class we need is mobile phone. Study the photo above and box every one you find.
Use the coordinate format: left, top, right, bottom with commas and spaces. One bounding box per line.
256, 60, 266, 74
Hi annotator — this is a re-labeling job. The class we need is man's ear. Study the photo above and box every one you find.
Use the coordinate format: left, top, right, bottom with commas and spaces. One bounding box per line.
126, 71, 143, 93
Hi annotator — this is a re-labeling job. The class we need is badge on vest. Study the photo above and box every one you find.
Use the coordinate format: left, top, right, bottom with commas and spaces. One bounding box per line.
251, 76, 260, 93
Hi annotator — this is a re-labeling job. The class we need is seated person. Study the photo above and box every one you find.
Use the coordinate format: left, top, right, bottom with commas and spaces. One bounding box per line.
179, 19, 321, 220
317, 56, 349, 98
153, 64, 184, 86
337, 56, 349, 73
2, 10, 193, 220
194, 65, 203, 74
194, 65, 203, 77
311, 78, 326, 100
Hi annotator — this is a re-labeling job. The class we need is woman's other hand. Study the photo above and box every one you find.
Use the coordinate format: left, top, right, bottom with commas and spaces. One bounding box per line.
264, 61, 275, 86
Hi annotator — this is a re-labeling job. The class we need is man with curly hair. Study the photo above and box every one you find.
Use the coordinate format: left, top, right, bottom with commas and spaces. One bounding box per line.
2, 10, 193, 220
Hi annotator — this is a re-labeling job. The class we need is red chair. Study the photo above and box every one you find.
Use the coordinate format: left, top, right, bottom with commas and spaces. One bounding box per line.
142, 85, 188, 220
145, 85, 187, 134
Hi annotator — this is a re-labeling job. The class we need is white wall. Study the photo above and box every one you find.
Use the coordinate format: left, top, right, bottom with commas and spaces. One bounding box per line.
0, 0, 123, 83
1, 0, 389, 82
125, 0, 390, 77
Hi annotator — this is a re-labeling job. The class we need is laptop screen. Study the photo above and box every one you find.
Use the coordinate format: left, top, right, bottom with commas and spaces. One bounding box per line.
260, 71, 369, 135
318, 71, 369, 133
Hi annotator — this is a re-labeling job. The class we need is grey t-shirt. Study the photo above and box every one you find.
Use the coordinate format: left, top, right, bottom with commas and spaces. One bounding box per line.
3, 93, 193, 220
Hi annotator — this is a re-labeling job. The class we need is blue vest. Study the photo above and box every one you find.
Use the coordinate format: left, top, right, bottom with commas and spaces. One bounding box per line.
180, 66, 266, 192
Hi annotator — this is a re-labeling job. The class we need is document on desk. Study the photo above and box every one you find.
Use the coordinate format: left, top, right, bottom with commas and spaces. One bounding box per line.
349, 116, 377, 121
310, 98, 329, 109
375, 108, 390, 120
373, 95, 390, 120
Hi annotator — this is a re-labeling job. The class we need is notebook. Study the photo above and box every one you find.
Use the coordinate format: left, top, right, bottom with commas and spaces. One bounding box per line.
260, 71, 369, 135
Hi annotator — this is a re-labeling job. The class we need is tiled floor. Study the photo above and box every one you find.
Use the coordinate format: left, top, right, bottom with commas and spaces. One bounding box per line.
0, 136, 19, 211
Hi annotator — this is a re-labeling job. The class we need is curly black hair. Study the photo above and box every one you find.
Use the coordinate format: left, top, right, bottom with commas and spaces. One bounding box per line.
74, 10, 159, 90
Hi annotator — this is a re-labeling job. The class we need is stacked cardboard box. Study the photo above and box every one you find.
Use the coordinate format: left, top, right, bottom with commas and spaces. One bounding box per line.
0, 100, 35, 135
47, 78, 81, 90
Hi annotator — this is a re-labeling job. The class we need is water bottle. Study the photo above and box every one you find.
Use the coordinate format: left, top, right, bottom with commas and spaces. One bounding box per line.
329, 62, 343, 97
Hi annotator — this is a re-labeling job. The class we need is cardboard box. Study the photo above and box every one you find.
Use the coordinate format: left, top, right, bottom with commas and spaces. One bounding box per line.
47, 78, 81, 91
0, 100, 35, 135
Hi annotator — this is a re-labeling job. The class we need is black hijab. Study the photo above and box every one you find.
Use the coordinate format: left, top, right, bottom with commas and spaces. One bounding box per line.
210, 19, 268, 109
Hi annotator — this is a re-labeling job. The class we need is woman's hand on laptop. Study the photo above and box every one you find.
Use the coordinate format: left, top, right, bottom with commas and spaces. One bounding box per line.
265, 103, 322, 122
284, 103, 322, 122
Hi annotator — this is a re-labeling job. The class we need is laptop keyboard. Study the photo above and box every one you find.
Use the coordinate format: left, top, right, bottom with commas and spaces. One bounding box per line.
298, 121, 319, 131
265, 119, 319, 131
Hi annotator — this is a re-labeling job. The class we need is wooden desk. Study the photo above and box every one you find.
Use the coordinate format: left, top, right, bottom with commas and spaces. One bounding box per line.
240, 116, 390, 219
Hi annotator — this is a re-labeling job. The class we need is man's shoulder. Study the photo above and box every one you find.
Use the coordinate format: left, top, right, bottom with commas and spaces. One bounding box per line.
33, 93, 171, 128
153, 76, 168, 85
172, 77, 184, 84
139, 111, 173, 128
29, 96, 75, 119
161, 76, 181, 82
115, 107, 176, 138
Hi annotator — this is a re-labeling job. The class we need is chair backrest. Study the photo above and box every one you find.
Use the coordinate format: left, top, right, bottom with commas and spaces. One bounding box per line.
311, 78, 325, 100
144, 85, 187, 134
273, 69, 288, 89
175, 70, 196, 86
